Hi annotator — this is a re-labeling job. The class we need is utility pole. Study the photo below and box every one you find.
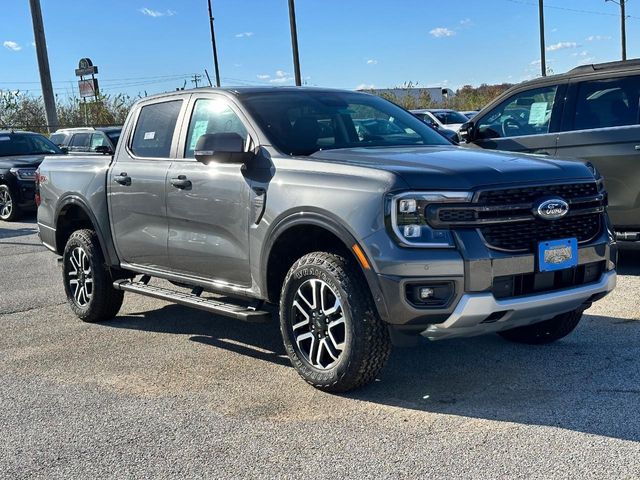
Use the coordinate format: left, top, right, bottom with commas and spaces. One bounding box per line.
607, 0, 628, 61
29, 0, 58, 133
288, 0, 302, 86
539, 0, 546, 76
207, 0, 221, 87
191, 74, 202, 88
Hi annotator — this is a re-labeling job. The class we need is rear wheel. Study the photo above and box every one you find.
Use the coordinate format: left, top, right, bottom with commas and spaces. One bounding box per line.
0, 184, 21, 222
498, 309, 584, 345
280, 252, 391, 392
62, 229, 124, 322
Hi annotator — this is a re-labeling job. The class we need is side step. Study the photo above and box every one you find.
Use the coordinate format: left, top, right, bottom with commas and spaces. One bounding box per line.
113, 278, 272, 323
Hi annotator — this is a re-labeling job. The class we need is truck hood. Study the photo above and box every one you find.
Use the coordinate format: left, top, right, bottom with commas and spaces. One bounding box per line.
0, 154, 49, 169
311, 146, 593, 190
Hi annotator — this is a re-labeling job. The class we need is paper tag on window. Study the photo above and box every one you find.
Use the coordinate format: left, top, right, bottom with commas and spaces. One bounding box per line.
528, 102, 548, 124
144, 131, 156, 140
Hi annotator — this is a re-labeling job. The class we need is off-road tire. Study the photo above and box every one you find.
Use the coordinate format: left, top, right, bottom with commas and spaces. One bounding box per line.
0, 184, 21, 222
62, 229, 124, 322
498, 309, 584, 345
280, 251, 391, 392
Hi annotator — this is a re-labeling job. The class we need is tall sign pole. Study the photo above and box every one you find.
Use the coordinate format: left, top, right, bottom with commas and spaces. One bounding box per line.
288, 0, 302, 86
539, 0, 546, 76
29, 0, 58, 133
621, 0, 627, 61
207, 0, 221, 87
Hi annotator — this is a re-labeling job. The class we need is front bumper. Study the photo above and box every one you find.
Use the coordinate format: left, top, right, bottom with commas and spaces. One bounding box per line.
420, 270, 616, 340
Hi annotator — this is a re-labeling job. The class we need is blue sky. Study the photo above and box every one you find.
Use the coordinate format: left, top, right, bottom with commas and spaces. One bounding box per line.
1, 0, 639, 98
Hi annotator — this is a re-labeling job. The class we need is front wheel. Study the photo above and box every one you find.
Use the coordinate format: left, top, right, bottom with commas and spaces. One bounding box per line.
62, 229, 124, 322
279, 252, 391, 392
498, 309, 584, 345
0, 184, 21, 222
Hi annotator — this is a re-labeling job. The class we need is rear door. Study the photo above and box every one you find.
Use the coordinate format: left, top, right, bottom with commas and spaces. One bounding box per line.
470, 83, 566, 156
165, 94, 254, 286
108, 98, 186, 268
555, 74, 640, 229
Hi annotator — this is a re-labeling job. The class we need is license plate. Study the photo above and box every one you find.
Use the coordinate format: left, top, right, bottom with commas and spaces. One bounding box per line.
538, 238, 578, 272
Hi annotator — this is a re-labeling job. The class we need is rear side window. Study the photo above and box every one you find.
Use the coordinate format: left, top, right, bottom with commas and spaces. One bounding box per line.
571, 76, 640, 131
131, 100, 182, 158
70, 133, 91, 147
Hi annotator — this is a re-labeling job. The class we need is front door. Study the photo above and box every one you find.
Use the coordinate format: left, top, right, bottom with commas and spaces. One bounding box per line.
108, 99, 185, 269
166, 95, 253, 286
470, 83, 565, 156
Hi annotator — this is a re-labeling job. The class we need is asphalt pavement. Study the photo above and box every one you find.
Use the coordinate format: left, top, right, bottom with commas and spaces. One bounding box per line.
1, 215, 639, 479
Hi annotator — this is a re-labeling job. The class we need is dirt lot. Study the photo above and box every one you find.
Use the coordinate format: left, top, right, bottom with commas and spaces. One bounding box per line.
1, 217, 639, 479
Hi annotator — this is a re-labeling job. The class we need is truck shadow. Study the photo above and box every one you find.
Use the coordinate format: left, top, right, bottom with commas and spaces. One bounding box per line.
105, 305, 640, 442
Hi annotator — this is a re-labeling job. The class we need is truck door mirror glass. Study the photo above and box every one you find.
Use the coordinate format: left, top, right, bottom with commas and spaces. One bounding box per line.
194, 133, 253, 164
458, 121, 474, 143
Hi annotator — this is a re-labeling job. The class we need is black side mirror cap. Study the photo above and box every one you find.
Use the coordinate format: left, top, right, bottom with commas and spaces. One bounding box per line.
195, 132, 253, 164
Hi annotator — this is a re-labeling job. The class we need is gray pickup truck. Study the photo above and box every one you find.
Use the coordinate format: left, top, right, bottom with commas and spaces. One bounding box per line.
37, 87, 617, 392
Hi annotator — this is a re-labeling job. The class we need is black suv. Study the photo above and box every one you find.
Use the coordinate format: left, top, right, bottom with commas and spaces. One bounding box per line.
0, 130, 63, 221
459, 59, 640, 247
50, 127, 121, 155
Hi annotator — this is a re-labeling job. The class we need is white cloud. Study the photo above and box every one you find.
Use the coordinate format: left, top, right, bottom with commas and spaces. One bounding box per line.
139, 8, 175, 17
3, 41, 21, 51
586, 35, 612, 41
572, 50, 590, 57
275, 70, 287, 78
258, 70, 294, 84
366, 59, 378, 65
235, 32, 254, 38
546, 41, 579, 51
459, 18, 472, 26
356, 83, 375, 90
429, 27, 455, 38
256, 74, 270, 80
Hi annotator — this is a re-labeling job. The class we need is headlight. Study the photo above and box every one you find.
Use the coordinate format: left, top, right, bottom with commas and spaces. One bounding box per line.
388, 191, 473, 247
9, 168, 37, 180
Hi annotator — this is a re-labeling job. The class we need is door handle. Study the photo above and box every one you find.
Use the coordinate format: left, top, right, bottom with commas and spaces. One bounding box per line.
170, 175, 192, 189
113, 172, 131, 186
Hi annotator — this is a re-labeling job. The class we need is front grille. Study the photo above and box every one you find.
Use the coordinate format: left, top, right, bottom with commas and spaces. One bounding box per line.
426, 182, 606, 253
480, 213, 601, 252
477, 183, 599, 205
492, 261, 605, 299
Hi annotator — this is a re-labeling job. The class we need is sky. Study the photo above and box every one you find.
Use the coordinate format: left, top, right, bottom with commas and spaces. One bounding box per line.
1, 0, 639, 99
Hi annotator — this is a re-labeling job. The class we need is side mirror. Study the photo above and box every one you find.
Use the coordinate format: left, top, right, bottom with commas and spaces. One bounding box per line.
458, 121, 475, 143
95, 145, 113, 155
194, 133, 253, 164
60, 146, 69, 154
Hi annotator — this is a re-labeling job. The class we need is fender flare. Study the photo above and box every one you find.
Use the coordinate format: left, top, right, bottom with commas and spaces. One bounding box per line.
260, 208, 390, 321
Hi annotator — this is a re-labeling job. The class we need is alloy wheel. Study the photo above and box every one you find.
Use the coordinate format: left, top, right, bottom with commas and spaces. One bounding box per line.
67, 246, 93, 306
0, 188, 12, 220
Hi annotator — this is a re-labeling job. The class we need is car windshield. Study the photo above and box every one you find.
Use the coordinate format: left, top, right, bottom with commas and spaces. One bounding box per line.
432, 111, 469, 125
240, 90, 450, 156
0, 133, 62, 156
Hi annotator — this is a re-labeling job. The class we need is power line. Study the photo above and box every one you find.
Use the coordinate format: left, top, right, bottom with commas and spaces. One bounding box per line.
504, 0, 640, 19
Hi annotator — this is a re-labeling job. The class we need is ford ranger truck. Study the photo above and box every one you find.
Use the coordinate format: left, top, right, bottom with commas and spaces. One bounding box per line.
36, 88, 617, 392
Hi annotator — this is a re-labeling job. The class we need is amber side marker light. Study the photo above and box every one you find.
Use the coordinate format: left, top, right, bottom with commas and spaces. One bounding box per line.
352, 244, 371, 270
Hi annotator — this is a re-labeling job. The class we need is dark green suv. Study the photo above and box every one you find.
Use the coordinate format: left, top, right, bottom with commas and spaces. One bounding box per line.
460, 59, 640, 248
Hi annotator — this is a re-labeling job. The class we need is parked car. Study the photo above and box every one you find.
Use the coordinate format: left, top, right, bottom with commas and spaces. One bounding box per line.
37, 87, 615, 392
50, 126, 122, 155
410, 110, 459, 143
461, 110, 480, 119
459, 59, 640, 248
412, 109, 469, 132
0, 130, 64, 221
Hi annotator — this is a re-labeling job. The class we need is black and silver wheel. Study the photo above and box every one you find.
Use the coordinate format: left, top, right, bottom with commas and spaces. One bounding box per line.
0, 184, 20, 222
280, 251, 391, 392
498, 309, 585, 345
62, 229, 124, 322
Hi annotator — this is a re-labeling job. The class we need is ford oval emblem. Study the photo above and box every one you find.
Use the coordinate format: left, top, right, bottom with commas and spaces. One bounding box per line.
535, 198, 570, 220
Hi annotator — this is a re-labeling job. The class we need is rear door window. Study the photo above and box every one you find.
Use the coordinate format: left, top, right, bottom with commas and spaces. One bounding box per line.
131, 100, 183, 158
90, 133, 109, 150
570, 76, 640, 131
70, 133, 91, 148
476, 85, 559, 139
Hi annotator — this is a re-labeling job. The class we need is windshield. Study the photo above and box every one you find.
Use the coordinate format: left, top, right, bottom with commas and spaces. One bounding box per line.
0, 133, 62, 156
432, 111, 469, 125
240, 90, 450, 156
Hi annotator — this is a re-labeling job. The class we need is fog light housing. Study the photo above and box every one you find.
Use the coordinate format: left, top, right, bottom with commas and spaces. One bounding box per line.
406, 282, 454, 308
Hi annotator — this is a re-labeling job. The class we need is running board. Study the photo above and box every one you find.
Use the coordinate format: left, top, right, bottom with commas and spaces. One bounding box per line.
113, 279, 271, 323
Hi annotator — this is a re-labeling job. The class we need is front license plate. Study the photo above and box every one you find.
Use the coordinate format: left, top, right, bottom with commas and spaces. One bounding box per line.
538, 238, 578, 272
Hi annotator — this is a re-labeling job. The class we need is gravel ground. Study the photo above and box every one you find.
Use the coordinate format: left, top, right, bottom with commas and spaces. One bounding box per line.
1, 216, 639, 479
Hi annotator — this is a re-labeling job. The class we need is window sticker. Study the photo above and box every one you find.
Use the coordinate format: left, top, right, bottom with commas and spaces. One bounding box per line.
528, 102, 548, 125
143, 131, 156, 140
190, 120, 209, 149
